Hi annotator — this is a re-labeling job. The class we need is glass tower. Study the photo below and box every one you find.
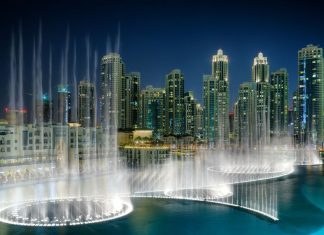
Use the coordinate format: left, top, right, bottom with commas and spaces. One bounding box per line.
203, 74, 216, 144
124, 72, 141, 129
252, 52, 269, 83
270, 68, 288, 138
237, 82, 257, 149
78, 80, 96, 127
139, 86, 166, 139
165, 69, 184, 136
212, 49, 229, 148
100, 53, 125, 130
297, 44, 324, 145
203, 49, 229, 148
56, 85, 71, 125
253, 52, 271, 147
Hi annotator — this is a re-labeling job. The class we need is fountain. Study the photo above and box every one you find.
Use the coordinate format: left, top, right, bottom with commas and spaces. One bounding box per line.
0, 24, 304, 228
0, 25, 133, 227
0, 197, 132, 227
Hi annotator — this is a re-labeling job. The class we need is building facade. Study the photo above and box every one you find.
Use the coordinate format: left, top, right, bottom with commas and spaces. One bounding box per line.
124, 72, 141, 129
203, 49, 229, 147
270, 68, 288, 138
165, 69, 185, 136
78, 80, 96, 127
212, 49, 229, 148
293, 90, 300, 143
194, 103, 204, 139
100, 53, 125, 130
184, 91, 196, 136
236, 53, 271, 149
56, 85, 71, 125
252, 52, 269, 83
297, 44, 324, 145
139, 86, 166, 139
203, 74, 216, 144
253, 52, 271, 146
237, 82, 257, 149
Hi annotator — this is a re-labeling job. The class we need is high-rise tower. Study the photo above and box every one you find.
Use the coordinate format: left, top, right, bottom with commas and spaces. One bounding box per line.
165, 69, 184, 136
212, 49, 229, 148
203, 74, 216, 143
184, 91, 196, 136
252, 52, 269, 83
139, 85, 166, 138
203, 49, 229, 148
124, 72, 141, 129
297, 44, 324, 145
78, 80, 96, 127
100, 53, 125, 130
252, 52, 271, 146
237, 82, 257, 149
270, 68, 288, 137
56, 85, 71, 125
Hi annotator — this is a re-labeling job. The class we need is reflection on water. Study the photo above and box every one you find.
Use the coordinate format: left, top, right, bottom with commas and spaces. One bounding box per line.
1, 166, 324, 235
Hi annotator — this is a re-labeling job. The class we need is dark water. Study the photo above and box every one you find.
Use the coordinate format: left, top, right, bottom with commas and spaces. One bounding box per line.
1, 165, 324, 235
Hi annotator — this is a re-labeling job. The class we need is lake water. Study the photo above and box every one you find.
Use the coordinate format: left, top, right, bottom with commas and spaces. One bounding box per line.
1, 165, 324, 235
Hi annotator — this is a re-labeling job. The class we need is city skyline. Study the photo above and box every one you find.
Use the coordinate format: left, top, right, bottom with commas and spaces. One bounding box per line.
3, 44, 323, 149
1, 1, 324, 233
0, 43, 321, 118
1, 0, 324, 112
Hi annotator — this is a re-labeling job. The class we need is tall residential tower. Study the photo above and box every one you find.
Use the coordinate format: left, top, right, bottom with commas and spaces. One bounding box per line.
297, 44, 324, 145
165, 69, 185, 136
78, 80, 96, 127
270, 68, 288, 137
236, 52, 271, 149
253, 52, 271, 146
56, 85, 71, 125
124, 72, 141, 129
100, 53, 125, 130
139, 86, 166, 138
203, 49, 229, 147
212, 49, 229, 148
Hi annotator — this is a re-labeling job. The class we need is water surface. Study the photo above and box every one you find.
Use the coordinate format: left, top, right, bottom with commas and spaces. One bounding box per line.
1, 166, 324, 235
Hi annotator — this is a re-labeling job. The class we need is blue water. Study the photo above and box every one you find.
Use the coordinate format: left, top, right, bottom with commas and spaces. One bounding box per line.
1, 166, 324, 235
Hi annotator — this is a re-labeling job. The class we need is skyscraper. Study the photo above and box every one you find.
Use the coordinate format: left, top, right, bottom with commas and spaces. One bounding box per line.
78, 80, 96, 127
288, 108, 294, 137
203, 74, 216, 144
270, 68, 288, 137
252, 52, 269, 83
165, 69, 184, 136
292, 90, 300, 144
42, 94, 53, 123
194, 103, 204, 139
184, 91, 196, 136
124, 72, 141, 129
255, 82, 271, 146
297, 44, 324, 145
212, 49, 229, 148
35, 95, 47, 124
237, 82, 257, 149
139, 85, 166, 139
56, 85, 71, 125
236, 52, 271, 149
100, 53, 125, 130
233, 100, 239, 145
229, 112, 235, 144
253, 52, 271, 146
203, 49, 229, 147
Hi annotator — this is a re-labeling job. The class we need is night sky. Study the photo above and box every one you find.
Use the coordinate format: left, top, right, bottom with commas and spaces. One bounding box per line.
1, 0, 324, 117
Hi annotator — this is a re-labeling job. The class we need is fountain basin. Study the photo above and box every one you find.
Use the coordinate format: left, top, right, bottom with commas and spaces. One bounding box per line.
0, 197, 133, 227
163, 187, 233, 200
